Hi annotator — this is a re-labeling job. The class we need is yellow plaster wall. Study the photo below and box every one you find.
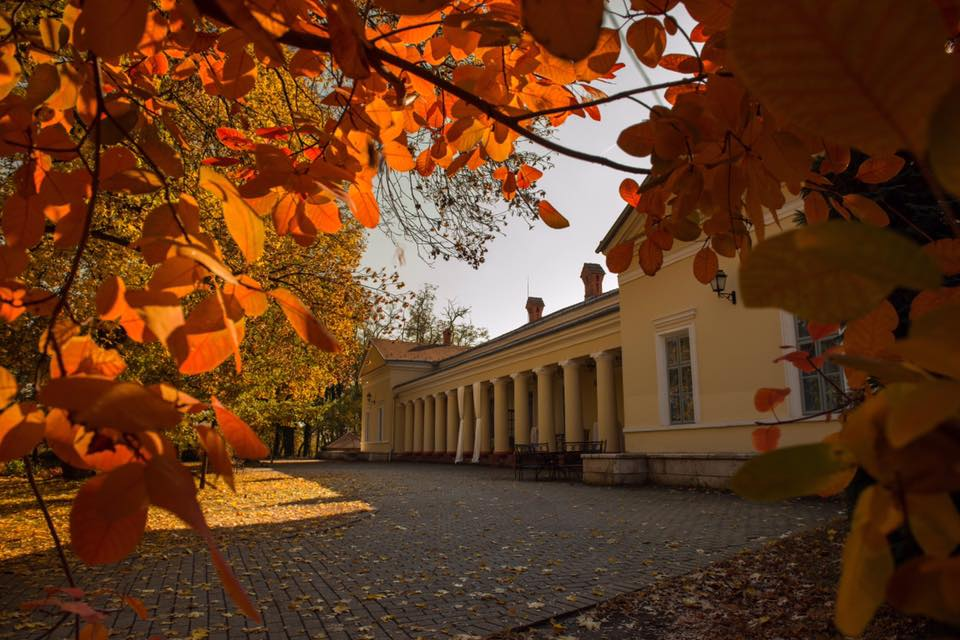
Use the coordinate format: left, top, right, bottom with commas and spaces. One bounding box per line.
617, 244, 839, 454
360, 363, 432, 454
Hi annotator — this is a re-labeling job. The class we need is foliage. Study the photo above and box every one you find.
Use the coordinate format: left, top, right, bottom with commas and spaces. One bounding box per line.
0, 0, 959, 635
399, 283, 489, 345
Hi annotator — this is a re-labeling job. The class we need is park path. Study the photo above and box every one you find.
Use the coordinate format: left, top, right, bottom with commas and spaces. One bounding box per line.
0, 462, 843, 639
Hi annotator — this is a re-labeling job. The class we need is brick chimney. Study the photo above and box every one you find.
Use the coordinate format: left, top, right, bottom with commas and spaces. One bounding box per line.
525, 296, 544, 323
442, 326, 453, 346
580, 263, 605, 300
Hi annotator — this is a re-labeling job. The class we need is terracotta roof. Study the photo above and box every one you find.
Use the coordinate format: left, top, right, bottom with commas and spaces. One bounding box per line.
324, 431, 360, 451
370, 338, 469, 363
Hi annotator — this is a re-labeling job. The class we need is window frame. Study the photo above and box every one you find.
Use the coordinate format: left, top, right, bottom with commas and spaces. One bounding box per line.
779, 312, 847, 419
653, 309, 701, 427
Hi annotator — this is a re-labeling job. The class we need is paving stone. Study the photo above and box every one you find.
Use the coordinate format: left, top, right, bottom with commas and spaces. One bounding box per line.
0, 462, 842, 639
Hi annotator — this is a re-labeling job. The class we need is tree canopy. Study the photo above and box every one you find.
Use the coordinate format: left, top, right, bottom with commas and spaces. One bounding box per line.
0, 0, 959, 636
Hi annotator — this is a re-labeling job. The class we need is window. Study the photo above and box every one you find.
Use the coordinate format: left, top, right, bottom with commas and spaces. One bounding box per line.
794, 318, 844, 415
364, 410, 371, 442
664, 331, 695, 424
377, 406, 384, 441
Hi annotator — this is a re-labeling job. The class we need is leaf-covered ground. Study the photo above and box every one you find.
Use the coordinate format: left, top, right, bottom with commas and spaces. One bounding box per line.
495, 522, 942, 640
0, 464, 372, 562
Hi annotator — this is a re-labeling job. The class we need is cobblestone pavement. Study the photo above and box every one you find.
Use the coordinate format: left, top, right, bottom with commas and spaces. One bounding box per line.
1, 462, 844, 640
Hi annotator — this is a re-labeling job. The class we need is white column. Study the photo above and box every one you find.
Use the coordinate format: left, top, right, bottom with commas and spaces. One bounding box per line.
492, 377, 510, 454
423, 395, 435, 454
446, 389, 458, 455
511, 372, 530, 446
403, 401, 414, 453
592, 350, 620, 453
434, 392, 446, 454
560, 359, 583, 446
472, 380, 489, 458
413, 397, 424, 454
535, 365, 557, 450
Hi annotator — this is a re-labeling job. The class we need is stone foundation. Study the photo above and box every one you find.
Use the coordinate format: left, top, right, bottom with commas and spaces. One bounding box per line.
582, 452, 753, 488
582, 453, 648, 486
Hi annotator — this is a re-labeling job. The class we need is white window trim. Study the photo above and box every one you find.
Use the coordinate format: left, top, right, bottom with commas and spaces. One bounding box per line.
653, 308, 701, 426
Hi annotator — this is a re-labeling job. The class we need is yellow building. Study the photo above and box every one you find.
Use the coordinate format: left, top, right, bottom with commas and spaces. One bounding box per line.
359, 201, 840, 487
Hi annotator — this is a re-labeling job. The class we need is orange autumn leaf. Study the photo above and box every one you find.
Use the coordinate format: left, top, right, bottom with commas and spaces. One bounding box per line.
605, 241, 635, 274
73, 0, 150, 59
842, 194, 890, 227
638, 238, 663, 276
347, 184, 380, 228
69, 463, 149, 565
199, 167, 265, 263
196, 423, 235, 491
516, 164, 543, 188
521, 0, 604, 61
537, 200, 569, 229
212, 397, 269, 459
39, 377, 182, 432
922, 238, 960, 276
754, 387, 791, 413
751, 426, 781, 453
803, 192, 830, 224
619, 178, 641, 207
0, 402, 45, 463
270, 288, 340, 352
626, 17, 666, 68
856, 155, 905, 184
693, 247, 719, 284
371, 0, 449, 14
0, 366, 15, 405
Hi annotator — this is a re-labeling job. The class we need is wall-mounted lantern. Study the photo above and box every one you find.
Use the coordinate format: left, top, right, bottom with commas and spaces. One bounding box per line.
711, 269, 737, 305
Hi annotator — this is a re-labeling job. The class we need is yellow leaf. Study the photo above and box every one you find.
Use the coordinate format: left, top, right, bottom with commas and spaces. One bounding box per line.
730, 442, 856, 502
729, 0, 953, 155
906, 493, 960, 558
199, 166, 265, 263
930, 84, 960, 195
885, 381, 960, 448
740, 221, 941, 322
835, 485, 901, 636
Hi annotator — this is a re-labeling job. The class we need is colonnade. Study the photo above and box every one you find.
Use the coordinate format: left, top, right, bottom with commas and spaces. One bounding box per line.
394, 350, 621, 456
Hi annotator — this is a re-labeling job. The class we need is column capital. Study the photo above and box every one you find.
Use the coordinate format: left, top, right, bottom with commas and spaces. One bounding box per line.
559, 358, 585, 369
434, 391, 445, 399
509, 371, 530, 381
415, 396, 425, 405
490, 375, 510, 385
534, 364, 557, 376
591, 350, 615, 362
446, 389, 457, 398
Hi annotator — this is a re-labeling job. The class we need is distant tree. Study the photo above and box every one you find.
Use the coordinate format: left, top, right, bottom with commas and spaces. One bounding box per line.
400, 285, 489, 346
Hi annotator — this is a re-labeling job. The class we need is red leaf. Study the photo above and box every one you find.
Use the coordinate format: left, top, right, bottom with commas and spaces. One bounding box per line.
216, 127, 255, 151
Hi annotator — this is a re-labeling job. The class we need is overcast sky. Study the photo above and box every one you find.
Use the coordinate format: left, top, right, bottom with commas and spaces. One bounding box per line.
361, 13, 693, 338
